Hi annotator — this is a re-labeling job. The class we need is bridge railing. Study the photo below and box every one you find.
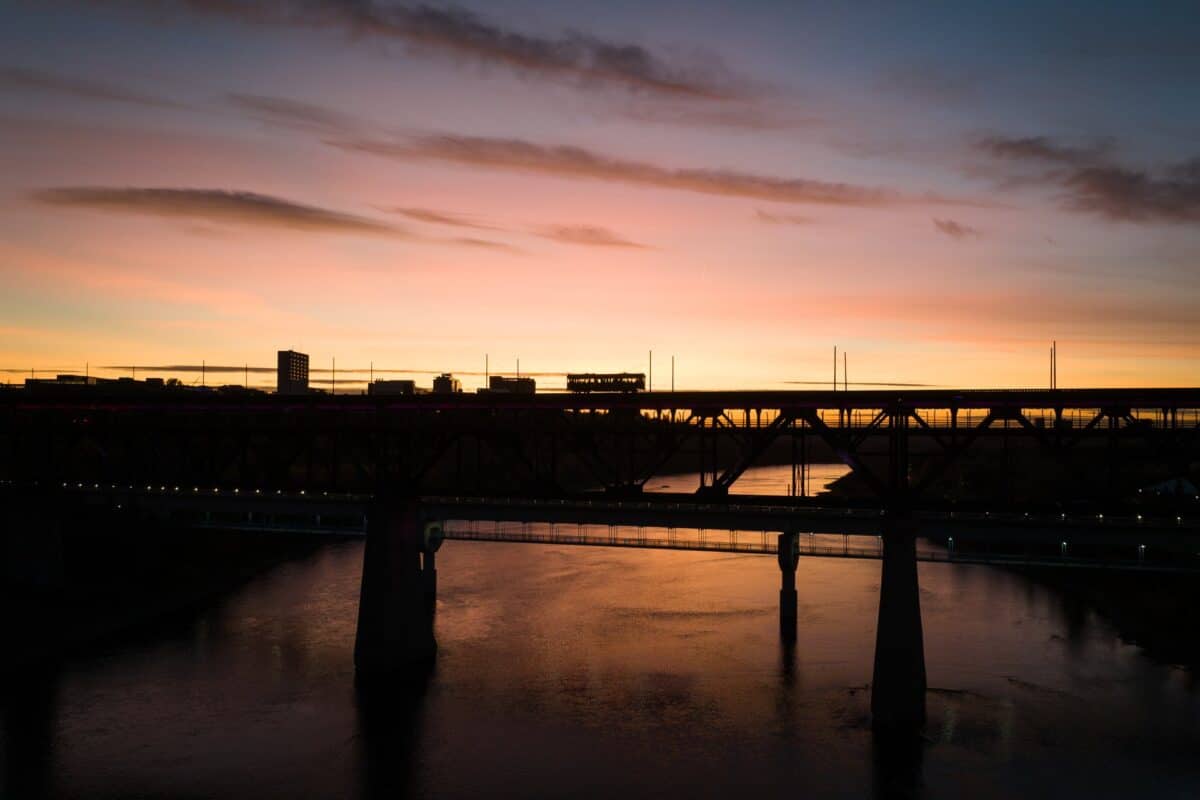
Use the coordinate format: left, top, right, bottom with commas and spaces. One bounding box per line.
442, 523, 1200, 572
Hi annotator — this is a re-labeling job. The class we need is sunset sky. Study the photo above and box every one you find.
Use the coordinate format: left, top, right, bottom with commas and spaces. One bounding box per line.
2, 1, 1198, 390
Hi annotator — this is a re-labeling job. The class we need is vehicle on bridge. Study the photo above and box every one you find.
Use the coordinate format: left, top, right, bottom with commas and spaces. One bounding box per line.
484, 375, 536, 394
566, 372, 646, 393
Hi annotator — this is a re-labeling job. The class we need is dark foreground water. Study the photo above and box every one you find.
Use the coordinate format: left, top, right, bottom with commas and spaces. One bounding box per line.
3, 472, 1199, 798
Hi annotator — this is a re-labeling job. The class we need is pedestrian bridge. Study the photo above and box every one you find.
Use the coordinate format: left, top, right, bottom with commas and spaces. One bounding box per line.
439, 521, 1200, 573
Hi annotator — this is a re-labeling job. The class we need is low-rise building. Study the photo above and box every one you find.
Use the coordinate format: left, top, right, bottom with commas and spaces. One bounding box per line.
432, 373, 462, 394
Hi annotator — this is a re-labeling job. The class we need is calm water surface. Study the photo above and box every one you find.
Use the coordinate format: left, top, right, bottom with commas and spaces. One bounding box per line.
4, 466, 1199, 799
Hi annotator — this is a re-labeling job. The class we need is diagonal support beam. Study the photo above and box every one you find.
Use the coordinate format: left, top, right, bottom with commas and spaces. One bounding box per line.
908, 409, 948, 452
712, 412, 794, 491
912, 411, 998, 496
849, 409, 889, 450
799, 409, 889, 499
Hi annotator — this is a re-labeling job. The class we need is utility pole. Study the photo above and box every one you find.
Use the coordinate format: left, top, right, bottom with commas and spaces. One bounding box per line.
671, 355, 675, 392
844, 351, 848, 392
516, 357, 520, 379
833, 346, 837, 391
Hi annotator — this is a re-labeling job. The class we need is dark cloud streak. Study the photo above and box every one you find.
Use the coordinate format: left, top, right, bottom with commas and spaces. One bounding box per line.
755, 209, 813, 225
389, 207, 502, 231
226, 93, 362, 134
103, 364, 569, 376
334, 133, 979, 208
101, 0, 742, 99
976, 134, 1200, 223
933, 218, 981, 239
32, 187, 401, 235
388, 205, 639, 249
785, 380, 938, 387
0, 65, 183, 108
534, 225, 646, 248
1061, 161, 1200, 223
451, 236, 521, 252
976, 134, 1112, 166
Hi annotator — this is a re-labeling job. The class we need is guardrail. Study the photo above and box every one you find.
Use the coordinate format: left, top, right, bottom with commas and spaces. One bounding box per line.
443, 525, 1200, 573
177, 514, 1200, 572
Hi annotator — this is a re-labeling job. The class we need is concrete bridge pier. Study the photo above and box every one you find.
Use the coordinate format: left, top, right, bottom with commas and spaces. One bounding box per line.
777, 530, 799, 639
870, 520, 927, 730
354, 502, 437, 680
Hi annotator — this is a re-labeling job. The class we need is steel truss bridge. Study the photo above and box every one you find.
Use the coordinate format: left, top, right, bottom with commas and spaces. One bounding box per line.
3, 388, 1198, 512
4, 386, 1199, 730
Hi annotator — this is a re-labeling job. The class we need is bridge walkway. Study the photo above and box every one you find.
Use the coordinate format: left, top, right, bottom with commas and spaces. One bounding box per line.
186, 517, 1200, 573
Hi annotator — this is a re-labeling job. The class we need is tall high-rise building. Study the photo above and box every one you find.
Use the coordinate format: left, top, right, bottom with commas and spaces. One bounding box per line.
277, 350, 309, 395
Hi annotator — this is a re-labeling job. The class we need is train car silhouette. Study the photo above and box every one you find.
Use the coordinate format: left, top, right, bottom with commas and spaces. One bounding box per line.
566, 372, 646, 393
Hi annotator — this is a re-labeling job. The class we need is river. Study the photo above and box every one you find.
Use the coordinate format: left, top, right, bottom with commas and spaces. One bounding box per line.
3, 465, 1198, 798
